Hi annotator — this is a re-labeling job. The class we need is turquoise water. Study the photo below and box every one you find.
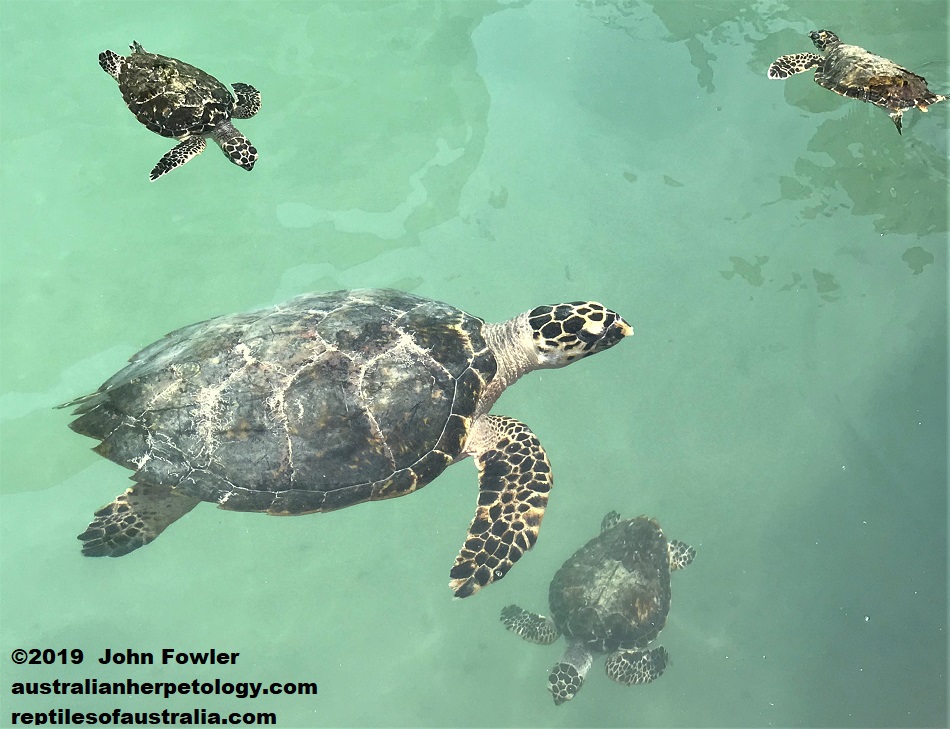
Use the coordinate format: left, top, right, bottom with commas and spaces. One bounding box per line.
1, 1, 946, 727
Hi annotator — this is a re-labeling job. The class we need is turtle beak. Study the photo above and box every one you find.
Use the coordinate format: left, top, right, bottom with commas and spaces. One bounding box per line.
618, 317, 634, 337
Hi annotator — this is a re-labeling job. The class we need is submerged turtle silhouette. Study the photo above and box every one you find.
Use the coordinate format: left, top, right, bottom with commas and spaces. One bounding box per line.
99, 42, 261, 179
501, 512, 694, 704
768, 30, 946, 133
61, 289, 631, 598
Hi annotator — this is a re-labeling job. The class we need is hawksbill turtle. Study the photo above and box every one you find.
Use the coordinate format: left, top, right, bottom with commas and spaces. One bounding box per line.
767, 30, 947, 133
501, 512, 694, 703
99, 42, 261, 179
60, 289, 632, 598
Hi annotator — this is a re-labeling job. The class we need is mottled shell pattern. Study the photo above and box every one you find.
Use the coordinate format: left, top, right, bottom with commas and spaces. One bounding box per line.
811, 30, 944, 113
66, 289, 497, 515
549, 516, 672, 652
768, 30, 947, 133
116, 42, 237, 138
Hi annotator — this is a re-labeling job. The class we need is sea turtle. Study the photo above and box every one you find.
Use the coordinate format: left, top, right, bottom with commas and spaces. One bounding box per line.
60, 289, 631, 598
767, 30, 947, 134
99, 42, 261, 180
501, 512, 694, 704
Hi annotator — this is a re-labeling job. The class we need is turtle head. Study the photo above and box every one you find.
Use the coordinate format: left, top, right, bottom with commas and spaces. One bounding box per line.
549, 661, 584, 705
527, 301, 632, 369
548, 642, 594, 704
212, 121, 258, 172
809, 30, 840, 51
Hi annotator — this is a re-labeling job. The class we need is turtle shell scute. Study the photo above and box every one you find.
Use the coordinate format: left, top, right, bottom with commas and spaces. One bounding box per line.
118, 48, 235, 138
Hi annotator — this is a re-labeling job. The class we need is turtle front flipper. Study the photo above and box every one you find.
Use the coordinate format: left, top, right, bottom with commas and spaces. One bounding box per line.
669, 539, 696, 570
767, 53, 822, 79
210, 121, 258, 172
605, 646, 669, 686
98, 50, 123, 80
150, 136, 206, 181
449, 414, 552, 598
231, 83, 262, 119
500, 605, 559, 644
78, 484, 201, 557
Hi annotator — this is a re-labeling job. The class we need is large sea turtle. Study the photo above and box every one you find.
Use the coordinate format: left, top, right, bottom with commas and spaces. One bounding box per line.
99, 42, 261, 180
61, 289, 631, 598
501, 512, 694, 703
767, 30, 947, 134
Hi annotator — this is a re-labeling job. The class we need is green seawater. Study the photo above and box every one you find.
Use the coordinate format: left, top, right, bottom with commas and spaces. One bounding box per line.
0, 1, 946, 727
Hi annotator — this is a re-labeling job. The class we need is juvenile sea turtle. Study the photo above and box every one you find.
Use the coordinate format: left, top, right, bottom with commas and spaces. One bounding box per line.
767, 30, 947, 133
99, 42, 261, 180
61, 289, 631, 598
501, 512, 694, 703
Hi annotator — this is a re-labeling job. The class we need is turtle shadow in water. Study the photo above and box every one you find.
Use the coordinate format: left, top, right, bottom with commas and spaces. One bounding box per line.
719, 255, 843, 304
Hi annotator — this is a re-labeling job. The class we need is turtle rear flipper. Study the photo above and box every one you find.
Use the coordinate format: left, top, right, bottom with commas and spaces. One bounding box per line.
231, 83, 262, 119
150, 136, 206, 181
500, 605, 559, 644
449, 414, 551, 598
767, 53, 822, 79
79, 484, 200, 557
874, 83, 945, 134
605, 646, 669, 686
887, 108, 906, 134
